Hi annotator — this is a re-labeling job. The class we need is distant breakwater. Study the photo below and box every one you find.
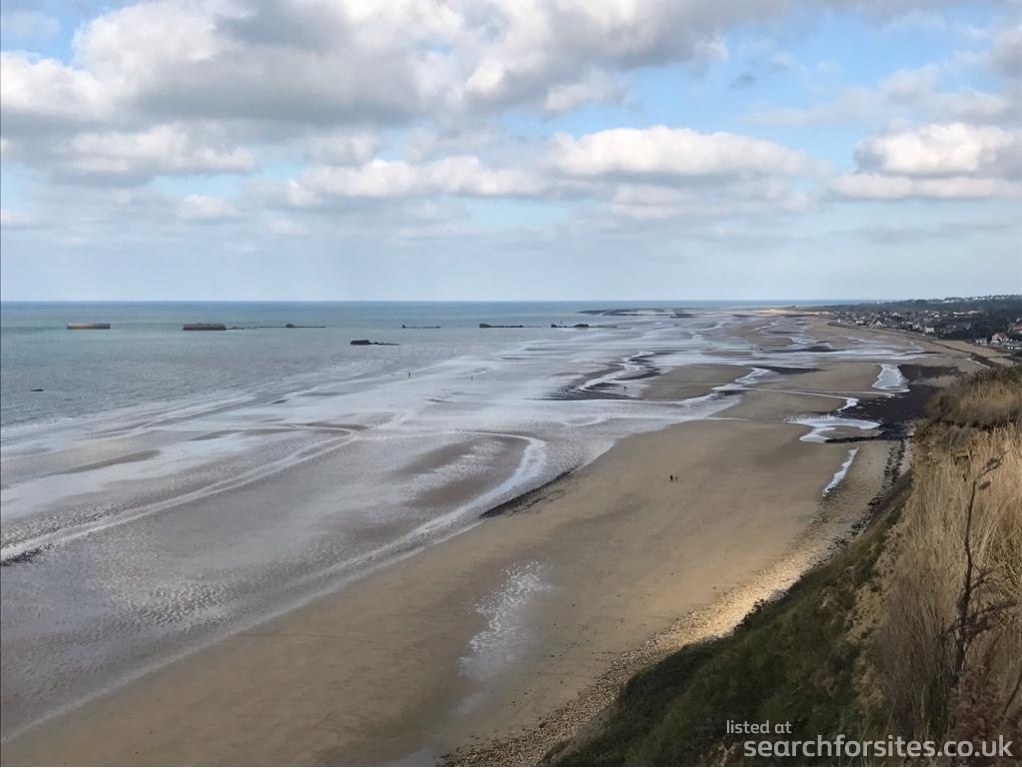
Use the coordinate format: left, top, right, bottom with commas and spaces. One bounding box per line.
181, 323, 327, 331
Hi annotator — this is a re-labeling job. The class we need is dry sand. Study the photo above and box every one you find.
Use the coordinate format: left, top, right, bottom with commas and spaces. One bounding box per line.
2, 317, 983, 767
2, 407, 890, 766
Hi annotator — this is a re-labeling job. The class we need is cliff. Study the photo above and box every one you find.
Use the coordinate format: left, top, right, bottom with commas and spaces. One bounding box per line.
560, 366, 1021, 766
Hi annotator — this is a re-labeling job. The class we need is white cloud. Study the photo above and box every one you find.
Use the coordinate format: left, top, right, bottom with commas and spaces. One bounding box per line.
62, 125, 256, 181
550, 126, 816, 179
831, 173, 1020, 199
294, 156, 546, 200
305, 131, 384, 165
280, 125, 817, 212
544, 73, 625, 114
453, 0, 972, 113
178, 195, 241, 221
2, 0, 969, 141
402, 124, 526, 163
71, 0, 447, 126
750, 56, 1020, 128
833, 121, 1022, 199
1, 0, 1018, 261
854, 123, 1021, 178
268, 125, 822, 233
608, 181, 813, 220
0, 209, 37, 228
0, 53, 111, 134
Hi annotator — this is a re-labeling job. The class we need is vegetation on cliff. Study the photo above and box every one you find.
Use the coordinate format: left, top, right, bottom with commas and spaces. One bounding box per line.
561, 366, 1021, 766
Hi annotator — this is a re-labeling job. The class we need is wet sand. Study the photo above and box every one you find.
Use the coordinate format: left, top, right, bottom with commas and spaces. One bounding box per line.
641, 364, 751, 400
3, 414, 872, 767
1, 316, 984, 767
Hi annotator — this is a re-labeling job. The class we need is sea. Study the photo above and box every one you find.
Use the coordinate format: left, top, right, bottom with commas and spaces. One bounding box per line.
1, 300, 871, 740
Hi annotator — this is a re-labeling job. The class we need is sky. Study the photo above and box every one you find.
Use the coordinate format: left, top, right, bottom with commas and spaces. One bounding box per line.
1, 0, 1020, 301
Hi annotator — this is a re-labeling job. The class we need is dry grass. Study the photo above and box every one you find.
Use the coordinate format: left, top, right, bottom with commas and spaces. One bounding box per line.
926, 365, 1022, 429
559, 366, 1021, 765
872, 367, 1022, 753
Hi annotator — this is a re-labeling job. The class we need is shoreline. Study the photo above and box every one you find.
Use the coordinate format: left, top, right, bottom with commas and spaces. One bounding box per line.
443, 329, 975, 766
445, 443, 899, 766
2, 312, 741, 741
1, 316, 986, 766
813, 312, 1016, 369
4, 416, 872, 766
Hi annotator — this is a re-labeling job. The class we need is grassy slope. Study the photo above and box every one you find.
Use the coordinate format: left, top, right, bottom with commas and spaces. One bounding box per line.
560, 478, 909, 766
561, 366, 1021, 767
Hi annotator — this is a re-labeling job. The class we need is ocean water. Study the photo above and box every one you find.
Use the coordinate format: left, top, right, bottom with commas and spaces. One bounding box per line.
2, 302, 627, 428
0, 301, 907, 741
1, 301, 855, 428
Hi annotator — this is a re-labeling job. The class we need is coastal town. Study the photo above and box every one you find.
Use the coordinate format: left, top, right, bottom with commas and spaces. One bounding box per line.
821, 295, 1022, 354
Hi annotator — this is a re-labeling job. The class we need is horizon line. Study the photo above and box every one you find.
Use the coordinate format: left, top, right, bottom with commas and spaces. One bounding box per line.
4, 297, 1002, 305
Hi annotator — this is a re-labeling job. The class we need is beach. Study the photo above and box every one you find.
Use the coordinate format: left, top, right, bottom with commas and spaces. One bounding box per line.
0, 311, 987, 766
5, 0, 1018, 759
